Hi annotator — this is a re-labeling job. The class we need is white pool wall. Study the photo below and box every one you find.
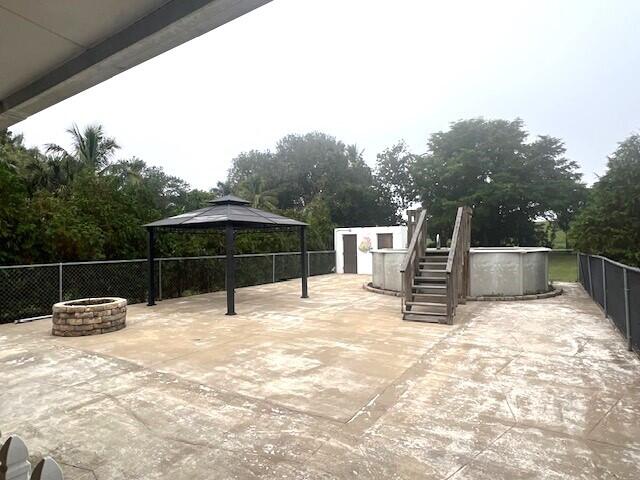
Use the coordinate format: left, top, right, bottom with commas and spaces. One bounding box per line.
371, 249, 407, 291
369, 246, 551, 297
469, 247, 550, 297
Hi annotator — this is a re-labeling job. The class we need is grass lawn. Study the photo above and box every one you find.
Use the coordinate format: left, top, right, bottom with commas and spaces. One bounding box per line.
549, 251, 577, 282
536, 220, 574, 249
553, 229, 568, 249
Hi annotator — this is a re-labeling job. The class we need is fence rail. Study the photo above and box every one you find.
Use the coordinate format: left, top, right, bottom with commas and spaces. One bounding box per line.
578, 253, 639, 353
0, 251, 335, 324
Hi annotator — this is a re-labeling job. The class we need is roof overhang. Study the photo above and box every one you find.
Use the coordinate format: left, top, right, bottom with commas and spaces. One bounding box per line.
0, 0, 271, 129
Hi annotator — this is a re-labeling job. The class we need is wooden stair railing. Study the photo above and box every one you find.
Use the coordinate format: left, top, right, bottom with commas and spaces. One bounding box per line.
444, 206, 472, 322
401, 206, 471, 324
400, 208, 428, 315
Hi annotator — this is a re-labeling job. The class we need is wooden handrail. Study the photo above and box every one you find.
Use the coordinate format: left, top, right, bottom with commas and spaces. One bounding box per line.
400, 208, 427, 312
446, 207, 464, 273
444, 206, 472, 323
400, 210, 427, 272
401, 209, 427, 273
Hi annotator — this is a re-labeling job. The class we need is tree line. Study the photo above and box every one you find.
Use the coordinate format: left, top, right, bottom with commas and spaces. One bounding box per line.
1, 118, 638, 266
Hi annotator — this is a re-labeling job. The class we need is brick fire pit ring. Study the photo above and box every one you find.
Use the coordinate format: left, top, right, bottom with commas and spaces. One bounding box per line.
52, 297, 127, 337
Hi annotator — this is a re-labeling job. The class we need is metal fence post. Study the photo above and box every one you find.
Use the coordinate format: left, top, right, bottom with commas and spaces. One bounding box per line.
272, 254, 276, 283
58, 262, 63, 302
602, 257, 607, 318
158, 259, 162, 301
624, 268, 632, 351
307, 251, 311, 277
576, 253, 581, 283
587, 255, 593, 298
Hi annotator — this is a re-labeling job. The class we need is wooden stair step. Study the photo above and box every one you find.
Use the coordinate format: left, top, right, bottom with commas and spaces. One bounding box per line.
402, 310, 448, 323
412, 293, 447, 302
403, 309, 446, 316
414, 277, 446, 282
406, 301, 447, 308
418, 269, 446, 275
403, 315, 445, 323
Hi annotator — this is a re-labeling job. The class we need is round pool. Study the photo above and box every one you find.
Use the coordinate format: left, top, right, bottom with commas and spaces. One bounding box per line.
370, 246, 551, 298
469, 247, 551, 297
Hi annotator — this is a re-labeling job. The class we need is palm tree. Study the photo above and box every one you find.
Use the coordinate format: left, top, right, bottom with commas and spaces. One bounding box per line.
21, 156, 51, 194
237, 176, 279, 210
46, 123, 119, 172
345, 143, 365, 167
0, 153, 18, 172
103, 158, 145, 187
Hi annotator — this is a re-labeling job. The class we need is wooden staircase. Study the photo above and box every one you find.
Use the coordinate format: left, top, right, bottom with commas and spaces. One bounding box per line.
400, 207, 472, 324
403, 249, 449, 322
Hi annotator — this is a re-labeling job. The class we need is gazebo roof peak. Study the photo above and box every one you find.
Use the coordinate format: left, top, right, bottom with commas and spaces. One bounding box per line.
207, 194, 250, 205
143, 193, 307, 230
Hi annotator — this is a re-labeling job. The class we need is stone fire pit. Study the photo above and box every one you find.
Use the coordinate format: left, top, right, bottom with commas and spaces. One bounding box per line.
52, 297, 126, 337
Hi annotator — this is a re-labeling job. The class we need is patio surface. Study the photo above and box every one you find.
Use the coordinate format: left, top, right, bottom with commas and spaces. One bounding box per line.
1, 274, 639, 479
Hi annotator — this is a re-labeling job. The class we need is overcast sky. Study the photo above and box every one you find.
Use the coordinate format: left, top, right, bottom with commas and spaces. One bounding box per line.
10, 0, 640, 189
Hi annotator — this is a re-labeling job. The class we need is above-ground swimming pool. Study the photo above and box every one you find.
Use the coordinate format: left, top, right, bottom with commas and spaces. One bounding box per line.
469, 247, 551, 297
371, 246, 551, 297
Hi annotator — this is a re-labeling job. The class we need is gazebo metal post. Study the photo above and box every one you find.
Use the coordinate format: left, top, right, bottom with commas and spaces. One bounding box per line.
300, 226, 308, 298
147, 227, 156, 306
225, 224, 236, 315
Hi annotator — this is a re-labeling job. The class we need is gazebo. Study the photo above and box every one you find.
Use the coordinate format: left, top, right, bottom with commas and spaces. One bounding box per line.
144, 195, 309, 315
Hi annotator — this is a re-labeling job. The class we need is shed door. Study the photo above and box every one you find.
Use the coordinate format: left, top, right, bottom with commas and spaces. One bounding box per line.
377, 233, 393, 249
343, 234, 358, 273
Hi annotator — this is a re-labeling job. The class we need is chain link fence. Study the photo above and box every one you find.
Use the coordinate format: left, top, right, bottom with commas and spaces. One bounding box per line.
578, 253, 639, 353
0, 251, 335, 324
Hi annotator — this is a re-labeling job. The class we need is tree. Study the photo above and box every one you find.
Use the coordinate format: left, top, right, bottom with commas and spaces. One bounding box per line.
103, 158, 146, 187
301, 198, 335, 250
5, 125, 373, 264
411, 118, 585, 246
0, 164, 33, 264
210, 181, 232, 197
0, 131, 20, 171
237, 175, 278, 210
0, 131, 39, 263
271, 132, 357, 209
0, 125, 220, 264
226, 132, 395, 227
46, 124, 119, 172
227, 150, 274, 190
374, 141, 417, 222
571, 134, 640, 266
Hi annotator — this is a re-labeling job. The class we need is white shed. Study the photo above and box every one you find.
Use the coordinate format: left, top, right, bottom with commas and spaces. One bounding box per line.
334, 226, 407, 275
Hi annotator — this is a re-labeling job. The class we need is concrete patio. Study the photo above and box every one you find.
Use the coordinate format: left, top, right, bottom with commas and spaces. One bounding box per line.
1, 274, 639, 479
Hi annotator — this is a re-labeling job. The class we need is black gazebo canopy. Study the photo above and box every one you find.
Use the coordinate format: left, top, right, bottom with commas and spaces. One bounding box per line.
143, 195, 309, 315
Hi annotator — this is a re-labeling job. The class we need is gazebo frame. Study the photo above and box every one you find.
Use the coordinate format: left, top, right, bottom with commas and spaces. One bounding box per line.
144, 195, 309, 315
